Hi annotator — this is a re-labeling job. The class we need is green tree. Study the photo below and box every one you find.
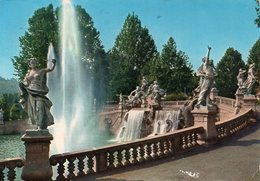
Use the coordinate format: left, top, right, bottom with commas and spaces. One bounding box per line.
108, 13, 158, 99
255, 0, 260, 27
247, 39, 260, 90
12, 4, 58, 80
155, 37, 194, 94
0, 93, 19, 121
75, 5, 108, 109
216, 48, 245, 98
9, 103, 24, 120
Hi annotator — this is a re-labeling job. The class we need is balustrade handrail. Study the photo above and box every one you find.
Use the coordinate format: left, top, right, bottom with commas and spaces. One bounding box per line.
0, 157, 24, 181
50, 125, 204, 180
215, 96, 236, 107
50, 125, 203, 159
215, 108, 253, 139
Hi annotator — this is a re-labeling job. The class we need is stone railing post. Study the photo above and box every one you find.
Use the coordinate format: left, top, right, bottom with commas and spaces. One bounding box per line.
95, 151, 108, 173
21, 130, 53, 181
243, 95, 257, 111
191, 106, 218, 146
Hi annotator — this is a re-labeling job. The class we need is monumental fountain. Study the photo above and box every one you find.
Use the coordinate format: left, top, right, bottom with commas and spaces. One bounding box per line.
48, 0, 107, 154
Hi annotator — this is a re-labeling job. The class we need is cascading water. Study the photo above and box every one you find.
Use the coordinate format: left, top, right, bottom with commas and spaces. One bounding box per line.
153, 110, 180, 135
48, 0, 99, 153
117, 110, 145, 142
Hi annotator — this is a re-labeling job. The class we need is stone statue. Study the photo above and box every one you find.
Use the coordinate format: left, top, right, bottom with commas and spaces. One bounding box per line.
150, 81, 165, 104
237, 69, 246, 91
128, 86, 145, 106
140, 76, 148, 92
196, 46, 216, 108
243, 63, 256, 95
19, 58, 56, 130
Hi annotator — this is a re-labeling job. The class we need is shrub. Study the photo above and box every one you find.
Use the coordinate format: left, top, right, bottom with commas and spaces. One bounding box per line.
164, 92, 188, 101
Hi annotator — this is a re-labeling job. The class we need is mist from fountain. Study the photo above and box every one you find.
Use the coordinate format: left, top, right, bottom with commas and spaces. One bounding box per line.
48, 0, 104, 154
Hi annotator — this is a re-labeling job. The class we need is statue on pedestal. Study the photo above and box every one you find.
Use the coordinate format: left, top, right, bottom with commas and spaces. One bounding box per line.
19, 58, 56, 130
196, 46, 216, 108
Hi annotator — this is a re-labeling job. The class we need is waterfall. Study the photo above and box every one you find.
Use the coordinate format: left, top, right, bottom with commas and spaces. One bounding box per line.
153, 110, 180, 135
117, 110, 145, 142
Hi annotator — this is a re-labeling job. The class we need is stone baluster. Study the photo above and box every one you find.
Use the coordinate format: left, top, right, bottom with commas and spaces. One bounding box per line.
77, 155, 86, 176
0, 166, 4, 181
86, 154, 94, 174
116, 150, 123, 167
131, 146, 138, 164
164, 139, 170, 155
145, 143, 152, 160
67, 157, 76, 179
152, 143, 159, 159
187, 134, 192, 147
182, 135, 187, 149
57, 158, 66, 180
138, 145, 145, 162
124, 148, 131, 166
192, 133, 197, 146
158, 141, 164, 157
6, 163, 16, 181
108, 151, 115, 169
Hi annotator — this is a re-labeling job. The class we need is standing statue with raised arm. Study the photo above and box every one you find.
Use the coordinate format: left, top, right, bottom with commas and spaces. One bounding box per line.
243, 63, 256, 95
19, 58, 56, 130
196, 46, 216, 108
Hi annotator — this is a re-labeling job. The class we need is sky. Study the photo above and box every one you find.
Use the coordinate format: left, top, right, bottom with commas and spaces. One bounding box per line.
0, 0, 259, 79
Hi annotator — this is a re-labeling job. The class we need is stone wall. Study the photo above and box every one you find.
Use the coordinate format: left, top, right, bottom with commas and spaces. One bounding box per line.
0, 120, 36, 135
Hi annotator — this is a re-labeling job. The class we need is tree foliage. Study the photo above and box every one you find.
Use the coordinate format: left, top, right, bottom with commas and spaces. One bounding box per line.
247, 38, 260, 90
0, 77, 19, 95
108, 13, 158, 99
216, 48, 245, 98
75, 6, 108, 108
0, 94, 20, 121
12, 4, 58, 81
255, 0, 260, 27
153, 37, 194, 94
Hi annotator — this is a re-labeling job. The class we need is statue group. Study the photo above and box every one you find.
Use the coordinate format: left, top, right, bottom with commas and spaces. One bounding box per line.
236, 63, 256, 95
120, 77, 165, 108
19, 58, 56, 130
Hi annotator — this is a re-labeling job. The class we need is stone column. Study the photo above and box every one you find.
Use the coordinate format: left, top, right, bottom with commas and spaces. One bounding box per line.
21, 130, 53, 181
191, 106, 218, 146
243, 95, 257, 111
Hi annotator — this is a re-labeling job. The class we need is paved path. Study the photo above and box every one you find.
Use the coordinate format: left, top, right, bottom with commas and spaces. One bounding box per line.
79, 120, 260, 181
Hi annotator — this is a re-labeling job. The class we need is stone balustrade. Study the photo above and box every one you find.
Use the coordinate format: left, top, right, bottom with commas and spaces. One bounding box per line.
216, 108, 253, 139
0, 157, 24, 181
216, 96, 236, 107
50, 126, 204, 180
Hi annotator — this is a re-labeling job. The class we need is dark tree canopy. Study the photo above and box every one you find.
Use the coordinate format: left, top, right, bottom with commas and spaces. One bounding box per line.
154, 37, 194, 94
255, 0, 260, 27
75, 5, 108, 108
12, 4, 58, 80
108, 13, 158, 99
216, 48, 245, 98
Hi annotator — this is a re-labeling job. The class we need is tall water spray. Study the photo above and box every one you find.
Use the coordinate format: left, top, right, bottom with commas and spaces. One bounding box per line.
48, 0, 97, 153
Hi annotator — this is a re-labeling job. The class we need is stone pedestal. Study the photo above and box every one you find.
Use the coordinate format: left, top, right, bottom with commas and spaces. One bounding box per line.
235, 92, 244, 106
243, 95, 257, 111
21, 129, 53, 181
191, 106, 218, 146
